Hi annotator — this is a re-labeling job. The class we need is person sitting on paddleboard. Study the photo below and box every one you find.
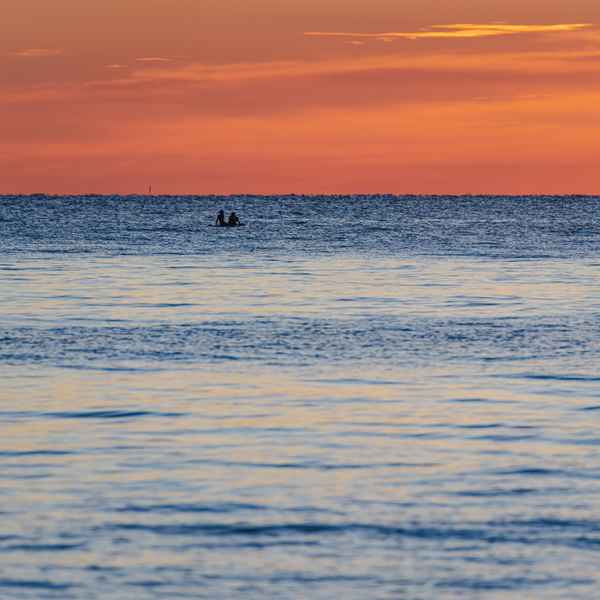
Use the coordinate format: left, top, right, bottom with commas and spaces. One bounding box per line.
216, 210, 225, 226
227, 211, 240, 226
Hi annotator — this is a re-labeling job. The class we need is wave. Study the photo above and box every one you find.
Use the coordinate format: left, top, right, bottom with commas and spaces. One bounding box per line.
99, 517, 600, 549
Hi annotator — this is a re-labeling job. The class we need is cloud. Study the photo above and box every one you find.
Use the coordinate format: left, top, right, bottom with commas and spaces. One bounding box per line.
123, 46, 600, 88
305, 23, 592, 41
135, 57, 172, 63
10, 48, 63, 57
56, 45, 592, 123
5, 37, 600, 131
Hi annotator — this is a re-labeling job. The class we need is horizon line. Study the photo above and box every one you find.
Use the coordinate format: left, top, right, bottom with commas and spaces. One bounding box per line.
2, 193, 600, 199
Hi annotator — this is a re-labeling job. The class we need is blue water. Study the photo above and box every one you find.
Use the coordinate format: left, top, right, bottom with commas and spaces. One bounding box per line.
1, 195, 600, 599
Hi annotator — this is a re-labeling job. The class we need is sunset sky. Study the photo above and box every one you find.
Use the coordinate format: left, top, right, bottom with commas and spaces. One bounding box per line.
3, 1, 600, 194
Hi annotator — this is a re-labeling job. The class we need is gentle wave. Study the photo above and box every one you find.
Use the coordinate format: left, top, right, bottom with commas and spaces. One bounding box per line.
98, 518, 600, 548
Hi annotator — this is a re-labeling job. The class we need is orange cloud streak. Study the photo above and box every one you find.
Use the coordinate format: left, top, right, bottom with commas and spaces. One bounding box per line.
10, 48, 63, 57
305, 23, 592, 41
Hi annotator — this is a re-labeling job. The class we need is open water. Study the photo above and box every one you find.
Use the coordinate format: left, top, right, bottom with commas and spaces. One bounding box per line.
1, 195, 600, 599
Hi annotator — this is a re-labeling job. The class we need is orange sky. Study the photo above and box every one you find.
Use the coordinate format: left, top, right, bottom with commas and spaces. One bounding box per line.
2, 1, 600, 194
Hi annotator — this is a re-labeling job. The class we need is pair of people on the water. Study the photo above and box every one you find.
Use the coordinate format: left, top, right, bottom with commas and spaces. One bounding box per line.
216, 210, 240, 227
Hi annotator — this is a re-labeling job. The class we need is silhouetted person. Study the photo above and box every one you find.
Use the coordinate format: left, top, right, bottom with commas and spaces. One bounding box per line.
216, 210, 225, 226
227, 211, 240, 226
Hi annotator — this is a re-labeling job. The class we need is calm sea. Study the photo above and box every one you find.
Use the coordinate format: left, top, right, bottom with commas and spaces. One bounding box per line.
1, 195, 600, 599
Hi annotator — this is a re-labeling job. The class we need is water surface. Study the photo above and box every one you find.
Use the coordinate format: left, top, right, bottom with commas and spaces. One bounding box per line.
1, 195, 600, 599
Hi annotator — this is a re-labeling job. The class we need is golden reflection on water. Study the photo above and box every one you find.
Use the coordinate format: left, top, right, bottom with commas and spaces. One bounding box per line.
2, 255, 597, 326
2, 359, 595, 484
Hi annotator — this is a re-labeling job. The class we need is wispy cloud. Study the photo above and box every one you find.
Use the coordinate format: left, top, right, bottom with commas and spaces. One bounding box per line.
10, 48, 63, 57
305, 23, 592, 41
123, 47, 600, 87
7, 40, 600, 126
135, 57, 172, 63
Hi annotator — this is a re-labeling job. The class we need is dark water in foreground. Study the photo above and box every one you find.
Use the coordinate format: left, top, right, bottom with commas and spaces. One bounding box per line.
1, 195, 600, 599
